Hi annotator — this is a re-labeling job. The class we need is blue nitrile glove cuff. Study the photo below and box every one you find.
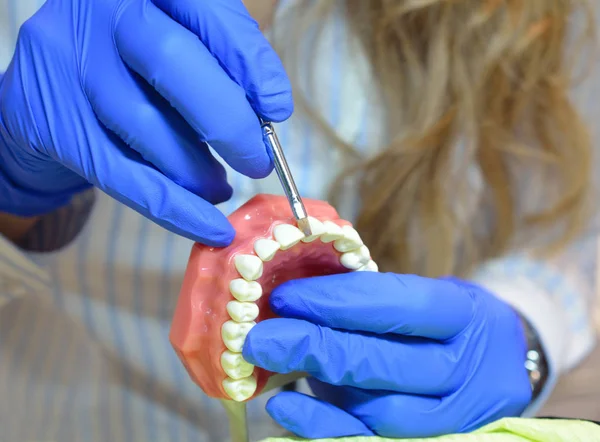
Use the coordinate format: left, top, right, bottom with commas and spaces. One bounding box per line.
0, 74, 90, 216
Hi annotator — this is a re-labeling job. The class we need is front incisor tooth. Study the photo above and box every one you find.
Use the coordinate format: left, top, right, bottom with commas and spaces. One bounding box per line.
320, 221, 344, 243
234, 254, 263, 281
334, 226, 364, 252
301, 217, 325, 243
273, 224, 305, 250
222, 320, 256, 353
222, 376, 257, 402
227, 301, 259, 322
221, 351, 255, 380
229, 279, 262, 302
341, 245, 371, 270
254, 239, 280, 262
357, 260, 379, 272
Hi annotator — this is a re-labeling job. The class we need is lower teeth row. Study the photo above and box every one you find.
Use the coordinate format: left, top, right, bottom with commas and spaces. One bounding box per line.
220, 217, 378, 402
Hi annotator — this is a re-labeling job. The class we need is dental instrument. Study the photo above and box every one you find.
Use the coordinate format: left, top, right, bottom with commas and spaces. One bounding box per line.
259, 118, 312, 237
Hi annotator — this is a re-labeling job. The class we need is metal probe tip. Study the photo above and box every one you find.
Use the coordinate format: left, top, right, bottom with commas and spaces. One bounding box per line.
296, 217, 312, 237
259, 116, 312, 237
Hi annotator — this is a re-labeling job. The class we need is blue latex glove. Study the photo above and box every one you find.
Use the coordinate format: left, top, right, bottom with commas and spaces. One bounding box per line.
243, 272, 532, 439
0, 0, 292, 246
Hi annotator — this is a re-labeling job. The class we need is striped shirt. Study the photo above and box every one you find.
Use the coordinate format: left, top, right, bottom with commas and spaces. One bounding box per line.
0, 1, 598, 441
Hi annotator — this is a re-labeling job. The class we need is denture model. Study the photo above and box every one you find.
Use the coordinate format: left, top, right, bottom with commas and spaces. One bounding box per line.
170, 194, 378, 404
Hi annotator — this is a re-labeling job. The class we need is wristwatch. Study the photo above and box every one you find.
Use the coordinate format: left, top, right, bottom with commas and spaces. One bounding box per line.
518, 312, 549, 402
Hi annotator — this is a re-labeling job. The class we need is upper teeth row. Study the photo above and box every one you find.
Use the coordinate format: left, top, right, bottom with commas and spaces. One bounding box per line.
220, 217, 378, 402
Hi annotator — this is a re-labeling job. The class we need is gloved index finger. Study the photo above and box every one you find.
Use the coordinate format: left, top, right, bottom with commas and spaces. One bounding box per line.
270, 273, 475, 341
153, 0, 293, 122
115, 1, 273, 179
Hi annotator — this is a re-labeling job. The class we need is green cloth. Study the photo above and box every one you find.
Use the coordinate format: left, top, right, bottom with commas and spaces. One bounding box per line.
260, 418, 600, 442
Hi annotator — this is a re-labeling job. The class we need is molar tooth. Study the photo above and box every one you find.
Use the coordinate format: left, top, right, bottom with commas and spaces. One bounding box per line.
273, 224, 305, 250
222, 321, 256, 353
301, 217, 325, 243
320, 221, 344, 243
221, 351, 255, 380
254, 239, 280, 262
229, 279, 262, 302
334, 226, 364, 252
234, 255, 263, 281
227, 301, 259, 322
340, 245, 371, 270
222, 376, 257, 402
356, 260, 379, 272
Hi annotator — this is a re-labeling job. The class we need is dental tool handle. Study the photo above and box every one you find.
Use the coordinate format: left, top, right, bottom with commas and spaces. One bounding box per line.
259, 118, 311, 235
220, 400, 249, 442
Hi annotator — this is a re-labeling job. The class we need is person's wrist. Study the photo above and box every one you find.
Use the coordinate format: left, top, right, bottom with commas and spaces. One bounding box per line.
466, 278, 550, 405
0, 211, 40, 242
516, 310, 550, 404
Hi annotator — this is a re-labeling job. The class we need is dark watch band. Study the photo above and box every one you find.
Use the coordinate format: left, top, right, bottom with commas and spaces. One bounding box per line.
517, 312, 549, 403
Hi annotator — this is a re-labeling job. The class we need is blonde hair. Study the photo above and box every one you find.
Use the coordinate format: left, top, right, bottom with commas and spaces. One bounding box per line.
276, 0, 595, 277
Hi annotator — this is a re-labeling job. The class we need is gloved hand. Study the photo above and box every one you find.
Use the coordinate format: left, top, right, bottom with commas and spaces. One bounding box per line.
243, 272, 532, 439
0, 0, 292, 246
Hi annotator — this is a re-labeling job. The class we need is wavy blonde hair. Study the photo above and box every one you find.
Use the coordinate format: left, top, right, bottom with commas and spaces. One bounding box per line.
276, 0, 595, 277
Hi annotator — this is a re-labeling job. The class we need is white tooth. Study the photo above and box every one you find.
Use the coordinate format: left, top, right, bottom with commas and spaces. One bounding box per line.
221, 351, 255, 380
234, 254, 263, 281
222, 376, 257, 402
301, 217, 325, 243
340, 245, 371, 270
356, 260, 379, 272
227, 301, 259, 322
320, 221, 344, 243
222, 321, 256, 353
229, 279, 262, 302
334, 226, 364, 252
273, 224, 305, 250
254, 239, 280, 262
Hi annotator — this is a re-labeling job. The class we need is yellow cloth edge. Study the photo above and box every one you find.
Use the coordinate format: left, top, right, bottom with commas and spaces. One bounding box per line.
259, 418, 600, 442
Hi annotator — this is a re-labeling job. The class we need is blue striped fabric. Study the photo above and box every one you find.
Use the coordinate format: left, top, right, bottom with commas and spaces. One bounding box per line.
0, 1, 598, 441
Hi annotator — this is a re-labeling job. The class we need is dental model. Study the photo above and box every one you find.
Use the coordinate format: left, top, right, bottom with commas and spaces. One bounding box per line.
170, 194, 378, 404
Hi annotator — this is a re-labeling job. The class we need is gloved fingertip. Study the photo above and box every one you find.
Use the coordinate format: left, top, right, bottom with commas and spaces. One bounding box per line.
188, 228, 235, 248
191, 216, 236, 248
265, 393, 319, 437
269, 277, 314, 315
208, 129, 273, 180
268, 288, 288, 315
241, 322, 281, 367
255, 89, 294, 123
242, 319, 304, 372
266, 392, 375, 439
244, 157, 274, 180
209, 230, 235, 248
241, 337, 258, 367
265, 392, 297, 423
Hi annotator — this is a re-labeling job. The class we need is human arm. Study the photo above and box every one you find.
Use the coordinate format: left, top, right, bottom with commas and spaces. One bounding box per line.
0, 188, 95, 252
0, 0, 293, 246
471, 237, 598, 416
241, 235, 598, 439
243, 272, 532, 439
0, 212, 39, 243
